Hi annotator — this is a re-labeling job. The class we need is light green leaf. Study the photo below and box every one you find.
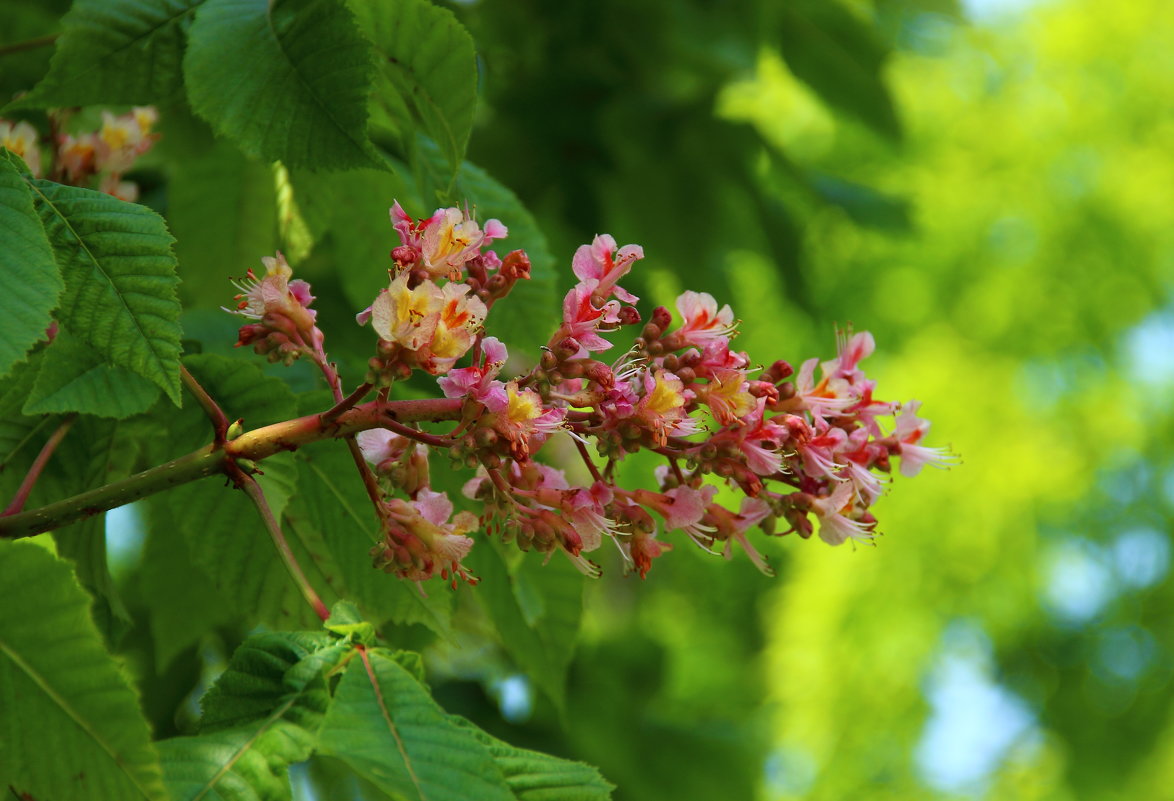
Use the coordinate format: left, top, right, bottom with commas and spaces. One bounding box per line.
184, 0, 381, 170
0, 541, 167, 801
12, 0, 202, 108
24, 327, 161, 418
325, 600, 376, 645
159, 631, 348, 801
353, 0, 478, 172
319, 648, 515, 801
0, 150, 62, 380
453, 716, 615, 801
21, 175, 182, 403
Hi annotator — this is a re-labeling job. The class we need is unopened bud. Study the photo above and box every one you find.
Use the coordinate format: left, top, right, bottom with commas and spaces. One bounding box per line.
618, 306, 641, 326
226, 419, 244, 440
650, 306, 672, 330
501, 249, 531, 281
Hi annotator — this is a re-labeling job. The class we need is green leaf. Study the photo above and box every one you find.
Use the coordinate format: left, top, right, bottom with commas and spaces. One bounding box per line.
0, 150, 62, 380
0, 355, 49, 492
20, 175, 183, 403
467, 542, 584, 714
291, 439, 454, 636
454, 716, 615, 801
325, 600, 376, 645
184, 0, 381, 170
12, 0, 202, 109
159, 631, 348, 801
775, 0, 901, 139
352, 0, 478, 172
23, 327, 161, 418
0, 541, 167, 801
319, 648, 515, 801
140, 502, 234, 670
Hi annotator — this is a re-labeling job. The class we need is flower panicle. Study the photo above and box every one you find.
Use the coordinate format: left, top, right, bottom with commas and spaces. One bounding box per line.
229, 197, 950, 586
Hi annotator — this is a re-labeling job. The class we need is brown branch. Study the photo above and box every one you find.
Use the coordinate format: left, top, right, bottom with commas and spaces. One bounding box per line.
0, 33, 59, 58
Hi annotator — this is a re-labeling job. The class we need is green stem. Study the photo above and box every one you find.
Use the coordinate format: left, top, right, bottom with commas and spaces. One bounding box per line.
0, 397, 463, 541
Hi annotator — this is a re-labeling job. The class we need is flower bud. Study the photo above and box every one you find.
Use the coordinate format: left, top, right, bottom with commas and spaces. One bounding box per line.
650, 305, 672, 330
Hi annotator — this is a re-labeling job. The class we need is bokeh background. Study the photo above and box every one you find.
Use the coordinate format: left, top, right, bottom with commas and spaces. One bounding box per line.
5, 0, 1172, 798
445, 0, 1174, 798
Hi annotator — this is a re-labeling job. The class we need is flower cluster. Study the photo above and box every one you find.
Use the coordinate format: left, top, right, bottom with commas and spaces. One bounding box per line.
230, 199, 951, 589
1, 107, 159, 200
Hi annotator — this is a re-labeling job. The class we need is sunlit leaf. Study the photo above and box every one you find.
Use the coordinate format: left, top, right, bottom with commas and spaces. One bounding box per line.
319, 648, 515, 801
0, 541, 167, 801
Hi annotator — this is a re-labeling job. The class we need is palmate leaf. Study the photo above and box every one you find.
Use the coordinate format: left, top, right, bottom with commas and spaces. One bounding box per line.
184, 0, 382, 170
319, 648, 516, 801
20, 173, 183, 403
159, 631, 349, 801
0, 542, 167, 801
353, 0, 478, 172
0, 150, 62, 380
11, 0, 201, 109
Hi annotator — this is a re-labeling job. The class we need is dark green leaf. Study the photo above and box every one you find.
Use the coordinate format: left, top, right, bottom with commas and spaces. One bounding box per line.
184, 0, 381, 170
0, 541, 167, 801
318, 648, 515, 801
24, 326, 160, 418
0, 149, 62, 380
21, 174, 183, 403
352, 0, 478, 172
775, 0, 901, 139
159, 631, 348, 801
12, 0, 201, 108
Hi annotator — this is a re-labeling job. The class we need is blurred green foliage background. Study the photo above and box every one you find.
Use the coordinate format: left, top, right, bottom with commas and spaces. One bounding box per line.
449, 0, 1174, 798
4, 0, 1172, 797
